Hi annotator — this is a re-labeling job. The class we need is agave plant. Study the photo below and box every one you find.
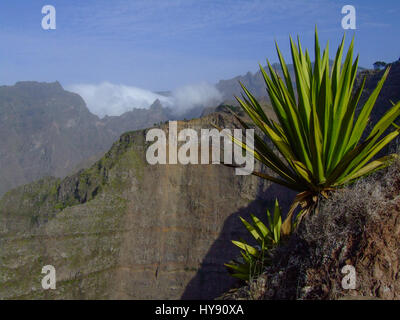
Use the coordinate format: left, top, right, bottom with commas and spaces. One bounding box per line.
225, 199, 294, 281
229, 29, 400, 235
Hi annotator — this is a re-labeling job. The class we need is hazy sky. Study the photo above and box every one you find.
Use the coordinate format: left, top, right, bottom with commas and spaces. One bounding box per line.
1, 0, 399, 91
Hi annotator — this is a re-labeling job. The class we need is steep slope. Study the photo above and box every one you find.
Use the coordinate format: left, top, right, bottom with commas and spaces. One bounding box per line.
221, 160, 400, 300
0, 81, 114, 197
0, 83, 193, 197
0, 112, 293, 299
217, 70, 268, 103
101, 99, 170, 137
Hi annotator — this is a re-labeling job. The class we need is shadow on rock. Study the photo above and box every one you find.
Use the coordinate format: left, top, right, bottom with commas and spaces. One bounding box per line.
181, 183, 295, 299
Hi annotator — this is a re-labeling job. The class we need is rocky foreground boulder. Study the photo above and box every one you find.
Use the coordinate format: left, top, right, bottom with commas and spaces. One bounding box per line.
220, 159, 400, 300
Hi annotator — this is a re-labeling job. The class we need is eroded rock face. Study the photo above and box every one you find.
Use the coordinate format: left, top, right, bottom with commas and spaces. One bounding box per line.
0, 112, 295, 299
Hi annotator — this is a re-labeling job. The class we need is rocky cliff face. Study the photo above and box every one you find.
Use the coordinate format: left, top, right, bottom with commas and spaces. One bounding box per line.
0, 81, 110, 196
0, 112, 294, 299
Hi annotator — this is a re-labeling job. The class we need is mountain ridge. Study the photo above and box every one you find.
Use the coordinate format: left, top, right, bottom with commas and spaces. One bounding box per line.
0, 82, 202, 197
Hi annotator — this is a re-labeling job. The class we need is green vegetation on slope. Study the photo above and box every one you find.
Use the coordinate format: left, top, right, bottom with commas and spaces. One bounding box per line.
0, 130, 146, 231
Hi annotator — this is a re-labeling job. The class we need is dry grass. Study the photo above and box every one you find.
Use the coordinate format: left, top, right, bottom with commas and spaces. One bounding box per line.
301, 156, 400, 264
221, 153, 400, 300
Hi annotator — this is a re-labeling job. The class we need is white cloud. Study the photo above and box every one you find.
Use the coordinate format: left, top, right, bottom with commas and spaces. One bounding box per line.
171, 82, 223, 115
67, 82, 171, 117
67, 81, 222, 117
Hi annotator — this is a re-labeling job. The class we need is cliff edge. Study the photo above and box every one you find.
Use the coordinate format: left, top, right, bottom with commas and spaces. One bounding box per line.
220, 159, 400, 300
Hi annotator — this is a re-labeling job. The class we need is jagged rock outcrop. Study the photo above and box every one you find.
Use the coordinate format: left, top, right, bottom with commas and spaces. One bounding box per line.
0, 112, 295, 299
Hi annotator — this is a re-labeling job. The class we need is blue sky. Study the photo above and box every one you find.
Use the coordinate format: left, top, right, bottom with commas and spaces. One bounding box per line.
1, 0, 399, 91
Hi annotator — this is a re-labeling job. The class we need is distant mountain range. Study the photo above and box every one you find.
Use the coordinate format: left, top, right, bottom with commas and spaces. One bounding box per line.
0, 60, 395, 197
0, 82, 202, 196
